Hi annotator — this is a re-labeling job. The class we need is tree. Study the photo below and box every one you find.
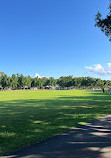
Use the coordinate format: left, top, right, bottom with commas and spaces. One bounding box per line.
1, 74, 9, 88
34, 77, 41, 87
47, 77, 56, 86
57, 76, 72, 88
95, 2, 111, 41
11, 74, 18, 89
74, 77, 82, 88
0, 72, 6, 76
17, 74, 24, 88
41, 77, 49, 86
26, 76, 32, 87
95, 78, 104, 87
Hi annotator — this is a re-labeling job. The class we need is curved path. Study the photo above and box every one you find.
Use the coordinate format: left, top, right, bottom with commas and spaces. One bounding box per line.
2, 115, 111, 158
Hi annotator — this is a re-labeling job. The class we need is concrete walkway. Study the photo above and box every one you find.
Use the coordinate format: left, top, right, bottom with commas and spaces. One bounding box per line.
3, 115, 111, 158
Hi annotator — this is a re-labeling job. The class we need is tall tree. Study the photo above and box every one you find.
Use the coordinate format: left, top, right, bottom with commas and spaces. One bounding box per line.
17, 74, 24, 88
1, 74, 8, 88
26, 76, 32, 87
47, 77, 56, 86
11, 74, 18, 89
95, 2, 111, 41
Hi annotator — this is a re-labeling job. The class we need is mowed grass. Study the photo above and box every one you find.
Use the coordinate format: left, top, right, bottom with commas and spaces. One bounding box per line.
0, 90, 111, 156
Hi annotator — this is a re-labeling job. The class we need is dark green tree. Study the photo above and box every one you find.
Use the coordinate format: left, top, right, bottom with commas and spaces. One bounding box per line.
11, 74, 18, 89
1, 75, 8, 88
17, 74, 24, 88
95, 2, 111, 41
96, 78, 104, 87
47, 77, 56, 86
74, 77, 82, 88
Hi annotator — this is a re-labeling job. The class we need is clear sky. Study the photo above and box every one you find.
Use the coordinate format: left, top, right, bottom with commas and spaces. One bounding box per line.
0, 0, 111, 79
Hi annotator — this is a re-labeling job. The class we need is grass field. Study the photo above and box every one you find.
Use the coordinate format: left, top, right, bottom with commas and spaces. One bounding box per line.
0, 89, 111, 156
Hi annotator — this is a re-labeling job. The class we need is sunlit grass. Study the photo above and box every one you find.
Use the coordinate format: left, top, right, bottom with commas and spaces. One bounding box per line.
0, 89, 111, 156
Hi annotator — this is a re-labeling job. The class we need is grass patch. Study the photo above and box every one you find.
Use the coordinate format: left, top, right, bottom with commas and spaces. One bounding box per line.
0, 89, 111, 156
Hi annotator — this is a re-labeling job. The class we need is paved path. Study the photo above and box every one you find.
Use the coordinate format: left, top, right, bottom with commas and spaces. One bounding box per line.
2, 115, 111, 158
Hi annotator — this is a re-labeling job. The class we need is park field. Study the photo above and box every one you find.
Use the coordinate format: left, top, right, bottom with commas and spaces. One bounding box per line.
0, 89, 111, 156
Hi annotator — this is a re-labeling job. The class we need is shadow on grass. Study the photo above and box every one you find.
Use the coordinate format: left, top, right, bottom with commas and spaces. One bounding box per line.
0, 91, 111, 156
9, 115, 111, 158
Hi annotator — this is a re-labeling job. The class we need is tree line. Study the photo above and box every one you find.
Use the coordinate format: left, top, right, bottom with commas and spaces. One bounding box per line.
0, 72, 111, 90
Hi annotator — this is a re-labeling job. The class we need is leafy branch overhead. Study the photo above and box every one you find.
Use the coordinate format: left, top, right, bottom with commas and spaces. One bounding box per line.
95, 3, 111, 41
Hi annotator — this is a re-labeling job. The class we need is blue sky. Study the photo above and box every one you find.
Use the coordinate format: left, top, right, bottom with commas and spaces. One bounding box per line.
0, 0, 111, 79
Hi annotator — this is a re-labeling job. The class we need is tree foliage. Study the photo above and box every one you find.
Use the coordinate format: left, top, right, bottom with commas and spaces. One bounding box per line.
0, 72, 110, 89
95, 2, 111, 41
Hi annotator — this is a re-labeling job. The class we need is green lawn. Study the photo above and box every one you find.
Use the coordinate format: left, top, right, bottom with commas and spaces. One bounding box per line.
0, 89, 111, 156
